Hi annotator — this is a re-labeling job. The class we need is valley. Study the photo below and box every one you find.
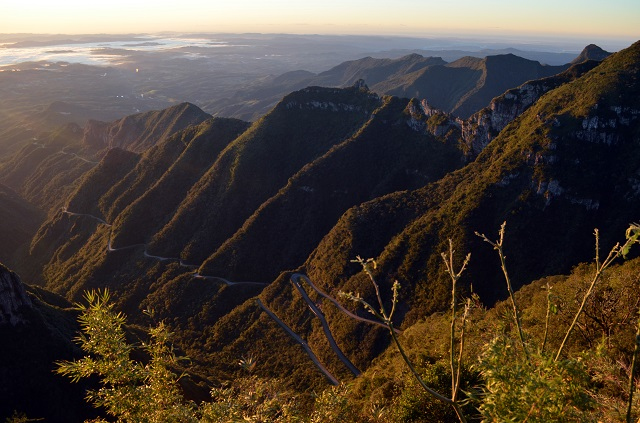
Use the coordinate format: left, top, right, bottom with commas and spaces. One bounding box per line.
0, 33, 639, 422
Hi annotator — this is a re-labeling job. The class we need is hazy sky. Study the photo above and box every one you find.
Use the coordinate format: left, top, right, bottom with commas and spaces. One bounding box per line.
2, 0, 639, 41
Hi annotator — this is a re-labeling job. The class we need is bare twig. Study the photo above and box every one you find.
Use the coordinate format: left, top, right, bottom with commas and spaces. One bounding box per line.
476, 222, 529, 362
626, 315, 640, 423
344, 254, 469, 423
441, 240, 471, 402
541, 282, 553, 355
555, 224, 640, 361
454, 298, 471, 402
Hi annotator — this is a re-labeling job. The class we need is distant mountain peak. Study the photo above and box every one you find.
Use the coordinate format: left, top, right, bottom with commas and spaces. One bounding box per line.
571, 44, 612, 64
81, 102, 210, 152
402, 52, 425, 60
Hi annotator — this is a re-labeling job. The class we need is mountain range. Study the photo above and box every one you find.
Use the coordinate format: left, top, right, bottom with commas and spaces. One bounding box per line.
208, 44, 611, 121
0, 41, 637, 420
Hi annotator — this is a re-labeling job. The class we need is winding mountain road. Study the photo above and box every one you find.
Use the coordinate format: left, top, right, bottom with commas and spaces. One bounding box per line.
291, 273, 400, 334
59, 148, 100, 164
60, 210, 390, 379
192, 274, 267, 286
143, 250, 179, 261
61, 207, 111, 226
61, 207, 267, 287
256, 298, 339, 385
290, 275, 361, 376
29, 141, 100, 164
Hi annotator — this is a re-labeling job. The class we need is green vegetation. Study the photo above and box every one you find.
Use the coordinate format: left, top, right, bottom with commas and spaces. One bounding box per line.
148, 84, 383, 264
335, 223, 640, 422
55, 289, 307, 422
57, 222, 640, 422
199, 95, 463, 282
6, 40, 639, 422
340, 253, 471, 422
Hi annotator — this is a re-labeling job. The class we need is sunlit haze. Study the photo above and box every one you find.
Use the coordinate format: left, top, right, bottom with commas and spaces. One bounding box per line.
2, 0, 638, 44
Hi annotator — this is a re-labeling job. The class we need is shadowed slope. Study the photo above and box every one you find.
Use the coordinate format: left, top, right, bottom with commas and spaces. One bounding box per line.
110, 117, 250, 247
199, 96, 463, 282
148, 85, 383, 263
0, 185, 43, 270
377, 54, 568, 119
82, 102, 210, 152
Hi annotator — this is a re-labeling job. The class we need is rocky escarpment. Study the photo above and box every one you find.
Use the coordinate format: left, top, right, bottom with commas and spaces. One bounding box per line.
460, 81, 552, 155
0, 264, 32, 326
406, 60, 606, 159
460, 60, 604, 157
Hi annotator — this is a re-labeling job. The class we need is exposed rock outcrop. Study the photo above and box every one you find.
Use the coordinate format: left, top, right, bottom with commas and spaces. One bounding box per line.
412, 59, 605, 159
0, 263, 32, 326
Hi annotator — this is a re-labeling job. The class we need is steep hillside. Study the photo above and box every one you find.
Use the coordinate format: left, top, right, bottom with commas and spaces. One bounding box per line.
451, 53, 569, 117
198, 96, 463, 282
0, 185, 44, 270
459, 59, 603, 157
81, 102, 210, 152
0, 264, 96, 422
183, 40, 640, 389
571, 43, 612, 64
65, 147, 141, 220
147, 84, 383, 264
29, 116, 249, 298
31, 84, 384, 306
313, 54, 447, 87
109, 117, 250, 247
0, 103, 210, 216
374, 61, 483, 112
304, 39, 640, 325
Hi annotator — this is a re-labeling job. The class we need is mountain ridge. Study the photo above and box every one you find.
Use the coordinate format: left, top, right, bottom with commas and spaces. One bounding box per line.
208, 46, 608, 121
147, 84, 382, 262
82, 102, 210, 152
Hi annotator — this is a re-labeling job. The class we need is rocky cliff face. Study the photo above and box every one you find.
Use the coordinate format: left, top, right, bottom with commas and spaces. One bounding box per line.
0, 265, 98, 421
412, 60, 604, 159
460, 80, 554, 156
0, 264, 32, 326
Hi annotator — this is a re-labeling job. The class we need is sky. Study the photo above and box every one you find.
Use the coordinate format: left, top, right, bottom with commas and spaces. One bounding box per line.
2, 0, 639, 43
